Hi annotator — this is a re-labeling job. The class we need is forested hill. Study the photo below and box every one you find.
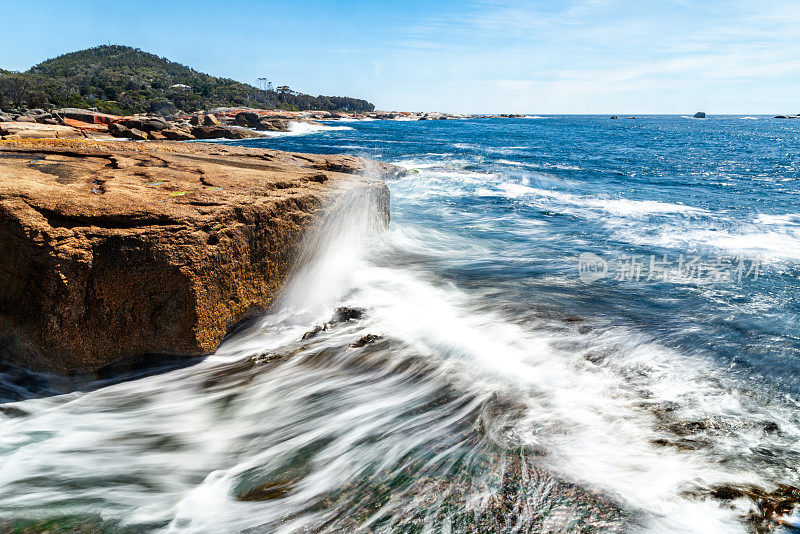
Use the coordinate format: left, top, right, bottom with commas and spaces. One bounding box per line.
0, 45, 374, 114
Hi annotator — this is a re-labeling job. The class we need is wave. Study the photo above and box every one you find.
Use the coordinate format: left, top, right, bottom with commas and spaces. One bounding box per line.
755, 213, 799, 225
260, 121, 354, 138
643, 227, 800, 261
488, 182, 708, 216
496, 158, 582, 171
1, 181, 796, 533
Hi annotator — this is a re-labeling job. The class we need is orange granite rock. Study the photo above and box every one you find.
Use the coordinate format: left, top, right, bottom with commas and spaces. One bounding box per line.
0, 139, 396, 372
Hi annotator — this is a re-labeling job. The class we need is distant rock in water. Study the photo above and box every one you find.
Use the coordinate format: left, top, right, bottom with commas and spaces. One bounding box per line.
0, 139, 397, 373
610, 116, 618, 119
694, 112, 706, 118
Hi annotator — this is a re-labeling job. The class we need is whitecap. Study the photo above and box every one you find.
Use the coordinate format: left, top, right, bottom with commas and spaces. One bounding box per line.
260, 121, 354, 138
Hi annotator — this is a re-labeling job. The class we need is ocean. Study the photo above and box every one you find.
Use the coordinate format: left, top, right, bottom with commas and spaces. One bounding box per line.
1, 116, 799, 533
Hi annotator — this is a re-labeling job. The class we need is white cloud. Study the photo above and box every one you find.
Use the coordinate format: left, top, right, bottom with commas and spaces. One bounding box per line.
379, 0, 800, 112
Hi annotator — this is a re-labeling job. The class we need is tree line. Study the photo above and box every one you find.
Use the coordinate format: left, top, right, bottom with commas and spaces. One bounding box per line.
0, 45, 374, 115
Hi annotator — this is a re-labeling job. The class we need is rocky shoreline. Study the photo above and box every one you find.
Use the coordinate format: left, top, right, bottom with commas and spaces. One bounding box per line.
0, 107, 532, 142
0, 138, 402, 373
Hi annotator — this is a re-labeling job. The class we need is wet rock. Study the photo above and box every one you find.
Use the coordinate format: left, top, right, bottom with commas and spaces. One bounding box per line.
762, 421, 781, 434
302, 324, 327, 340
350, 334, 381, 348
329, 306, 365, 324
238, 478, 296, 501
694, 483, 800, 531
694, 111, 706, 118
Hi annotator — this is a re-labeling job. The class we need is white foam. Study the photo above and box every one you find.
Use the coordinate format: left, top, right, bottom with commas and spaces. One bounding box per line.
496, 159, 582, 171
755, 213, 799, 225
495, 183, 708, 216
260, 121, 354, 138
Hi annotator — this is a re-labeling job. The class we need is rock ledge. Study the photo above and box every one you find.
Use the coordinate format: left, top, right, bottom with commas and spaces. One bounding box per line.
0, 139, 395, 372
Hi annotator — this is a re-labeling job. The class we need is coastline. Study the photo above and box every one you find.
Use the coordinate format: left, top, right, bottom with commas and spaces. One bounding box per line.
0, 138, 399, 373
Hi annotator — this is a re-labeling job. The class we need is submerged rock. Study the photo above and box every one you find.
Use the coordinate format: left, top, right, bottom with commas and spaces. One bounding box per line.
0, 139, 395, 372
301, 324, 327, 340
350, 334, 381, 348
329, 306, 365, 324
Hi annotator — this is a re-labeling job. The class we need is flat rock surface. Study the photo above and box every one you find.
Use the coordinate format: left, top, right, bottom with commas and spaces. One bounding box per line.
0, 121, 115, 140
0, 139, 394, 372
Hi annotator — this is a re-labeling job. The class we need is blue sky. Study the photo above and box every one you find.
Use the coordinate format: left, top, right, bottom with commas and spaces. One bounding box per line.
2, 0, 798, 113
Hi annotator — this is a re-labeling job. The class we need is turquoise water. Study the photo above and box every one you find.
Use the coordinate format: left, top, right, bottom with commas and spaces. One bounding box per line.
1, 116, 799, 533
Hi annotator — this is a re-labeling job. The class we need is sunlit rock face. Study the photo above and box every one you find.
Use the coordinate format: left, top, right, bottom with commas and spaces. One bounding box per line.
0, 139, 393, 372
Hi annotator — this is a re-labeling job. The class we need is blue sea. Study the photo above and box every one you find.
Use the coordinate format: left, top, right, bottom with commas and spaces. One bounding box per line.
1, 116, 799, 533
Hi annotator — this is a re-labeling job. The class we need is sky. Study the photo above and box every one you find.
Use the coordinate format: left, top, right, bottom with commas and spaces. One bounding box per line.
1, 0, 798, 114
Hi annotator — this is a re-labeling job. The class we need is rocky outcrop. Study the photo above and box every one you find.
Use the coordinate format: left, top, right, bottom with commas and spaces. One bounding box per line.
0, 139, 396, 373
52, 108, 120, 125
190, 124, 263, 139
694, 112, 706, 118
0, 121, 105, 140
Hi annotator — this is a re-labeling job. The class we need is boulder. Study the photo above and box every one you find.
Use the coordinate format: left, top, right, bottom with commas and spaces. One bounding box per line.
147, 131, 166, 141
127, 128, 148, 141
143, 118, 169, 131
191, 124, 263, 139
52, 108, 120, 125
694, 112, 706, 118
234, 111, 260, 127
161, 128, 195, 141
0, 139, 394, 372
14, 116, 36, 123
108, 122, 131, 138
203, 114, 222, 126
121, 117, 169, 132
256, 117, 291, 131
0, 114, 13, 123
